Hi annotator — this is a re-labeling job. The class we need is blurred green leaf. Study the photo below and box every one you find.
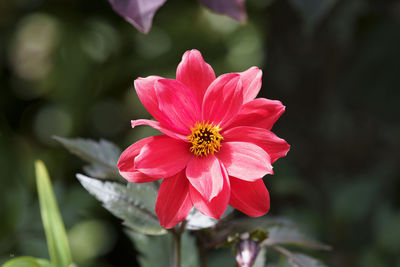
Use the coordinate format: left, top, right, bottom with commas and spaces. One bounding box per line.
186, 206, 234, 230
35, 160, 72, 267
272, 246, 327, 267
181, 232, 200, 267
214, 217, 330, 253
207, 247, 235, 267
252, 247, 267, 267
228, 217, 295, 232
287, 0, 338, 28
262, 226, 331, 251
186, 209, 218, 230
77, 174, 166, 235
126, 231, 199, 267
54, 137, 122, 181
1, 256, 51, 267
127, 231, 171, 267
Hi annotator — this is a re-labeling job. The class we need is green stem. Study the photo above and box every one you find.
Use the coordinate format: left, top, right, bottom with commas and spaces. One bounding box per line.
172, 231, 181, 267
171, 220, 187, 267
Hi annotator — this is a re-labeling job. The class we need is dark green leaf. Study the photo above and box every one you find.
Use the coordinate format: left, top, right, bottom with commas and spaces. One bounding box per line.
54, 136, 122, 181
287, 0, 338, 28
126, 231, 199, 267
207, 247, 235, 267
126, 231, 171, 267
181, 232, 200, 267
35, 160, 73, 267
77, 174, 166, 235
271, 246, 327, 267
227, 217, 294, 233
262, 226, 331, 251
252, 247, 267, 267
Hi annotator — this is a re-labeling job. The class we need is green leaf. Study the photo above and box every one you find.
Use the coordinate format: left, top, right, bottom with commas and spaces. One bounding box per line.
77, 174, 166, 235
186, 206, 234, 230
228, 216, 294, 232
54, 136, 122, 181
1, 256, 51, 267
207, 248, 235, 267
271, 246, 327, 267
181, 232, 200, 267
126, 231, 199, 267
252, 247, 267, 267
213, 217, 330, 251
35, 160, 73, 267
186, 209, 218, 230
287, 0, 338, 29
126, 231, 171, 267
262, 226, 331, 251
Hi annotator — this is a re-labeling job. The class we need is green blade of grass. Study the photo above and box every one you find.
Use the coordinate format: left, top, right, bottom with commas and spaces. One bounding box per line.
35, 160, 72, 267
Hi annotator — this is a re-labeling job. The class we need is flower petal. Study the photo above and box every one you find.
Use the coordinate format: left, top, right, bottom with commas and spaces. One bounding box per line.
189, 165, 230, 219
134, 76, 175, 129
176, 49, 216, 107
202, 73, 243, 129
186, 154, 224, 202
239, 67, 262, 104
199, 0, 247, 22
155, 79, 201, 135
134, 135, 191, 178
228, 98, 286, 130
223, 126, 290, 163
155, 171, 193, 228
131, 119, 186, 141
229, 177, 270, 217
216, 142, 273, 181
118, 137, 160, 183
108, 0, 167, 33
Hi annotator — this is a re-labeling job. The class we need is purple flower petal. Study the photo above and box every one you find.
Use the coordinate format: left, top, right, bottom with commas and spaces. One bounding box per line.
108, 0, 167, 33
199, 0, 247, 22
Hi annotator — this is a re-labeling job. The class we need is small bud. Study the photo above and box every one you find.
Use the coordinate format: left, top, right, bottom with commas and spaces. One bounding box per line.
235, 238, 260, 267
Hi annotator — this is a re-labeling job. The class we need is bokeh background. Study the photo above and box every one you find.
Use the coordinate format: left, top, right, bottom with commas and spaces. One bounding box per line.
1, 0, 400, 266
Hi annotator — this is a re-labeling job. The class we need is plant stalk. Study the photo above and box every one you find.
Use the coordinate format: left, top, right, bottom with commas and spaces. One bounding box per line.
172, 231, 181, 267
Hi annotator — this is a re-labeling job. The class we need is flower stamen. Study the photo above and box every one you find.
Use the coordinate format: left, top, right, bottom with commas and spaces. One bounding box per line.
188, 121, 223, 157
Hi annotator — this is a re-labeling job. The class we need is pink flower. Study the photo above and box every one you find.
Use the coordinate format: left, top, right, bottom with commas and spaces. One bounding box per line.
118, 49, 290, 228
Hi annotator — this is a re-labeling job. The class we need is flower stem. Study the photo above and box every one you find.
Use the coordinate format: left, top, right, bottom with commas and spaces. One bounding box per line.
172, 231, 181, 267
171, 220, 187, 267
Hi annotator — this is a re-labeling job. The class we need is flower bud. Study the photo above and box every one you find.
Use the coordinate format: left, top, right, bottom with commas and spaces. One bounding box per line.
235, 238, 260, 267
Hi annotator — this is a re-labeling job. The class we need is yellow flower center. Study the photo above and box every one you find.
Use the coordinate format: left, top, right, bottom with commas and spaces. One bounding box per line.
188, 121, 223, 157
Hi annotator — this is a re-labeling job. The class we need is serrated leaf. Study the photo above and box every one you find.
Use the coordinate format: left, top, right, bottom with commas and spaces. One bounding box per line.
35, 160, 73, 267
77, 174, 166, 235
262, 226, 331, 251
272, 246, 327, 267
54, 136, 122, 181
1, 256, 51, 267
126, 231, 199, 267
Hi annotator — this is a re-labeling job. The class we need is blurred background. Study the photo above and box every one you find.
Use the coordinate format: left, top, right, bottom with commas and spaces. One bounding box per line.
1, 0, 400, 266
